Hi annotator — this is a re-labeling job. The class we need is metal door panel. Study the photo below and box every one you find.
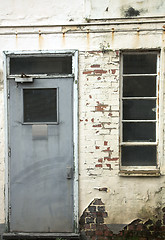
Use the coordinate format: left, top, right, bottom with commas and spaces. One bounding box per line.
8, 78, 74, 232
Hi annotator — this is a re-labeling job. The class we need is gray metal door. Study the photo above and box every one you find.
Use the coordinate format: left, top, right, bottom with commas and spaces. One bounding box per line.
8, 77, 74, 232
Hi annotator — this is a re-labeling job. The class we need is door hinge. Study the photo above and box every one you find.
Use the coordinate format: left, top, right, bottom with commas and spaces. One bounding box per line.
7, 91, 10, 99
8, 147, 11, 157
9, 205, 11, 215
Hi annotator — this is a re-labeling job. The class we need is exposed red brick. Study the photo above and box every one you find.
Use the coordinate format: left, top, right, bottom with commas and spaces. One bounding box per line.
106, 164, 111, 168
104, 141, 108, 146
83, 70, 93, 74
102, 147, 111, 152
94, 69, 107, 74
110, 158, 119, 161
97, 77, 101, 80
95, 164, 102, 168
80, 119, 83, 122
86, 231, 95, 237
91, 64, 100, 68
116, 50, 119, 57
104, 157, 118, 161
111, 69, 116, 74
136, 224, 143, 231
91, 118, 94, 123
95, 104, 108, 112
91, 224, 96, 230
104, 157, 111, 161
85, 224, 91, 229
104, 230, 113, 237
88, 206, 96, 212
128, 224, 135, 231
98, 158, 103, 163
108, 112, 113, 116
93, 124, 102, 127
87, 51, 102, 54
89, 95, 92, 98
95, 146, 100, 149
95, 230, 104, 236
85, 119, 88, 122
93, 199, 105, 205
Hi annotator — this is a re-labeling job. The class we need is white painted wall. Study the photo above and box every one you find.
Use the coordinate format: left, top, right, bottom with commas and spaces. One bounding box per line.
0, 0, 165, 26
0, 0, 164, 233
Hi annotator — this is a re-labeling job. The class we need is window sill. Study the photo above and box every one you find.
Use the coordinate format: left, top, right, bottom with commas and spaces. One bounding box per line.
119, 169, 160, 177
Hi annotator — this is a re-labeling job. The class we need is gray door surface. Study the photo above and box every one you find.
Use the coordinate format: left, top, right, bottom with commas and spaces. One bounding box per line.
8, 77, 74, 232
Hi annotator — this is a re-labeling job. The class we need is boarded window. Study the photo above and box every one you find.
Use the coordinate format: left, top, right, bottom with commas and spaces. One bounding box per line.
121, 52, 158, 167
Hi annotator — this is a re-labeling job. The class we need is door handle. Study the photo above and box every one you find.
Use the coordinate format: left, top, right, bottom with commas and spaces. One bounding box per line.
67, 167, 73, 179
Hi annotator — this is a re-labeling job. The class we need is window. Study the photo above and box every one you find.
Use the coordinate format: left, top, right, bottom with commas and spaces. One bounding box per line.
10, 56, 72, 75
120, 52, 159, 169
23, 88, 58, 123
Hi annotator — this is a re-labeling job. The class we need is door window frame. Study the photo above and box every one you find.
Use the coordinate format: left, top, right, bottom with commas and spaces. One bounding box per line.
3, 50, 79, 233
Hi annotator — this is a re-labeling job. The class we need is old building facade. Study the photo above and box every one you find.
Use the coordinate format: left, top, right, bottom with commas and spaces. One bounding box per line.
0, 0, 165, 239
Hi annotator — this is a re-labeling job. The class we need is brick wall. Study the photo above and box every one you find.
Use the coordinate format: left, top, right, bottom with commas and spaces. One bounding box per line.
79, 198, 165, 240
79, 50, 120, 178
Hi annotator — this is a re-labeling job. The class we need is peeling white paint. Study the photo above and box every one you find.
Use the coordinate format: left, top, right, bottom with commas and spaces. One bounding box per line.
0, 0, 164, 234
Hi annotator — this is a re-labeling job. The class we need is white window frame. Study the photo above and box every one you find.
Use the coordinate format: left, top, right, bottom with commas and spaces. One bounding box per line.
119, 51, 160, 176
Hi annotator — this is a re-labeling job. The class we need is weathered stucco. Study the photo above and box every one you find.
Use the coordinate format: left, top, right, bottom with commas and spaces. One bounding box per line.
0, 0, 165, 238
87, 0, 165, 19
0, 0, 85, 25
0, 0, 165, 25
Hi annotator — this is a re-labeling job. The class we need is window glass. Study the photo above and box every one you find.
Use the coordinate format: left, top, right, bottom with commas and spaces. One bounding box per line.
123, 76, 156, 97
121, 145, 156, 166
123, 99, 156, 120
123, 54, 157, 74
10, 56, 72, 75
24, 89, 57, 123
123, 122, 156, 142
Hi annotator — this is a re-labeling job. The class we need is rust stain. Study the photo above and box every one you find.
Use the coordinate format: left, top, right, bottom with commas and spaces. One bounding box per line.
111, 28, 114, 45
162, 26, 165, 45
86, 30, 90, 50
62, 32, 66, 47
133, 29, 140, 48
15, 32, 18, 49
38, 31, 44, 50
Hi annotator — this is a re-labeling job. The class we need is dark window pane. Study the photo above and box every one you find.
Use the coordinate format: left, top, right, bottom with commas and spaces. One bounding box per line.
123, 54, 157, 74
10, 56, 72, 75
123, 99, 156, 120
24, 89, 57, 122
123, 122, 156, 142
121, 145, 157, 166
123, 76, 156, 97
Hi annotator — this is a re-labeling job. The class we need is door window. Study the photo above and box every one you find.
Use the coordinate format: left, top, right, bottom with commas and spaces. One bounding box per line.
23, 88, 58, 123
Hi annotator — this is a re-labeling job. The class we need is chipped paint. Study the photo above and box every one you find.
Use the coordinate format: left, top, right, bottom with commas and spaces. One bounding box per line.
0, 0, 164, 237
